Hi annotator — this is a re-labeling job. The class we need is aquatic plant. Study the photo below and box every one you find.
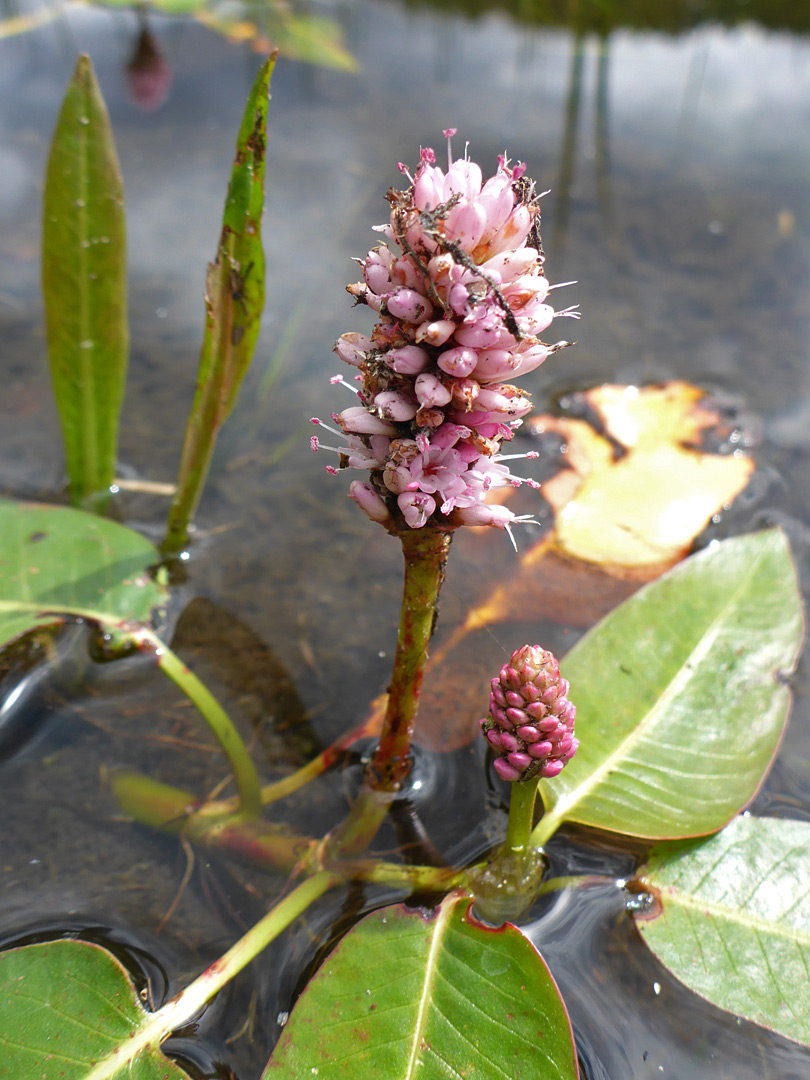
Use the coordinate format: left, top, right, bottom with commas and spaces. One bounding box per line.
314, 129, 577, 536
0, 54, 807, 1080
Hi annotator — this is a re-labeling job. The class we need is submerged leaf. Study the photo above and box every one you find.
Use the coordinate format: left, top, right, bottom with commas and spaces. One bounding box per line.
533, 382, 754, 573
0, 499, 166, 650
635, 815, 810, 1048
42, 55, 128, 511
263, 893, 579, 1080
0, 939, 189, 1078
532, 529, 804, 843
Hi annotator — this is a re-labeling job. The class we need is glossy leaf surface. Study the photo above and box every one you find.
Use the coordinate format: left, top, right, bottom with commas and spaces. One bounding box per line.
163, 56, 274, 556
263, 893, 579, 1080
42, 55, 128, 510
0, 499, 165, 649
0, 939, 189, 1079
533, 529, 803, 842
635, 815, 810, 1047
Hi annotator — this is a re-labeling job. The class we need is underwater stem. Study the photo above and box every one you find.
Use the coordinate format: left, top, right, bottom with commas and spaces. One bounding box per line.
136, 630, 261, 819
84, 871, 336, 1079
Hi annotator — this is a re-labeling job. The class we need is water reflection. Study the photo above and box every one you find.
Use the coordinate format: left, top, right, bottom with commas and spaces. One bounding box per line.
1, 2, 810, 1077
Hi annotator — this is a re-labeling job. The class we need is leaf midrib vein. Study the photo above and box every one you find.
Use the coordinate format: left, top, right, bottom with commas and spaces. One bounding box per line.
551, 543, 771, 825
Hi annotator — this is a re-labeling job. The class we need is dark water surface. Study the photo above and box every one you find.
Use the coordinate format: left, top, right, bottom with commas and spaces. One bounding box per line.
2, 2, 810, 1077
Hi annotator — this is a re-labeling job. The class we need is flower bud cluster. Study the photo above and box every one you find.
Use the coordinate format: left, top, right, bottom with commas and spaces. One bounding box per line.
481, 645, 577, 782
312, 130, 576, 535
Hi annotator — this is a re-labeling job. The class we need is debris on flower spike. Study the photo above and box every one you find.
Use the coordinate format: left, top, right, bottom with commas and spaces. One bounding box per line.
312, 129, 577, 540
481, 645, 577, 782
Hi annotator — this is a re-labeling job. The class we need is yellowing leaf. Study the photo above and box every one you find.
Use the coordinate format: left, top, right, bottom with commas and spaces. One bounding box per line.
533, 381, 753, 574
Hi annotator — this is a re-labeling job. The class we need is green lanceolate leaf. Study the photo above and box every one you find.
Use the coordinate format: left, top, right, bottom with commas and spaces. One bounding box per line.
532, 529, 804, 843
42, 55, 128, 512
162, 56, 275, 557
263, 893, 580, 1080
0, 499, 165, 649
0, 940, 190, 1079
634, 814, 810, 1048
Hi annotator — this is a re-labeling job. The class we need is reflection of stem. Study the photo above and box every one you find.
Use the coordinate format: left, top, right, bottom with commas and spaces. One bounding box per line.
133, 629, 261, 819
85, 872, 337, 1078
552, 32, 585, 263
594, 35, 615, 237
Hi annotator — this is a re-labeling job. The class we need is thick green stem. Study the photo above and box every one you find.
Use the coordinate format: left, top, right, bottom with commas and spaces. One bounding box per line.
113, 771, 469, 893
326, 527, 452, 860
504, 780, 538, 855
113, 772, 313, 872
369, 527, 452, 791
134, 629, 261, 819
84, 871, 336, 1080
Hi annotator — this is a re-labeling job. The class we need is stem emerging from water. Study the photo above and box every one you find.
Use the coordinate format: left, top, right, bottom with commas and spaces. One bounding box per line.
369, 526, 452, 790
83, 871, 336, 1080
327, 527, 452, 859
504, 780, 538, 856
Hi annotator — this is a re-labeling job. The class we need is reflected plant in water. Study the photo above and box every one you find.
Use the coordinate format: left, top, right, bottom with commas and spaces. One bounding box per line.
0, 58, 808, 1080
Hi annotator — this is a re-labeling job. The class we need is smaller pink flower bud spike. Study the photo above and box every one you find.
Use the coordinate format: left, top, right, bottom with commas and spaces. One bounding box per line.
481, 645, 577, 783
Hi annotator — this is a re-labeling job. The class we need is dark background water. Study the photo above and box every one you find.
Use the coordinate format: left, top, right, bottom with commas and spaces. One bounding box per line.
1, 1, 810, 1077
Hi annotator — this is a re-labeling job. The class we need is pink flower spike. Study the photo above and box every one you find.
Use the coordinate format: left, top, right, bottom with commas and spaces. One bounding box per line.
481, 645, 577, 781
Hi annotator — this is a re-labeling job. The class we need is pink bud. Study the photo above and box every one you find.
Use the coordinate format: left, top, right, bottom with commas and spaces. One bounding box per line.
415, 372, 453, 408
374, 389, 419, 421
338, 407, 398, 436
384, 288, 432, 324
437, 347, 479, 378
334, 332, 374, 368
415, 319, 456, 347
349, 481, 390, 523
363, 247, 394, 295
385, 345, 431, 375
454, 503, 517, 529
493, 758, 522, 782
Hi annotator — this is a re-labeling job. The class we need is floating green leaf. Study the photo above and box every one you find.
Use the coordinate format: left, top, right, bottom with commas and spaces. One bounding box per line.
0, 939, 189, 1079
42, 55, 128, 511
163, 56, 274, 557
0, 499, 165, 650
635, 814, 810, 1047
263, 893, 579, 1080
532, 530, 803, 843
0, 498, 260, 813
